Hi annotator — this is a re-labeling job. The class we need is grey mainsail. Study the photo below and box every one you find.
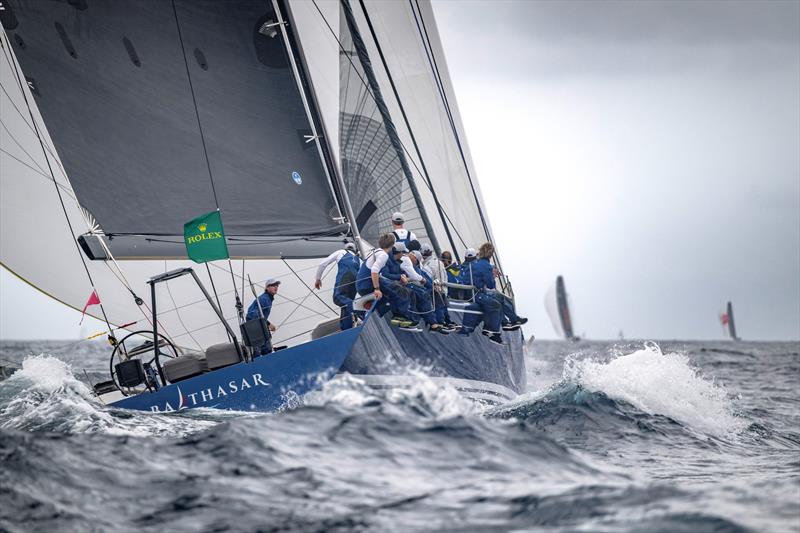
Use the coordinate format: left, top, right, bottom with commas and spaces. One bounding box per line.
3, 0, 347, 259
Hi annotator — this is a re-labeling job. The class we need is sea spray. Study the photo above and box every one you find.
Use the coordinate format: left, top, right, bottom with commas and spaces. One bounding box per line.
0, 355, 217, 436
565, 342, 745, 436
308, 370, 479, 419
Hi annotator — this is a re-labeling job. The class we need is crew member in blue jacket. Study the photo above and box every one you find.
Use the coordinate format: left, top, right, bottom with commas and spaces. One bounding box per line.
355, 234, 417, 330
457, 252, 503, 345
246, 278, 280, 355
314, 242, 362, 330
475, 242, 527, 330
406, 250, 448, 333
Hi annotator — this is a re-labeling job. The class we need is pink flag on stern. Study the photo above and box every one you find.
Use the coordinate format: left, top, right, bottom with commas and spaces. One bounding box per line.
80, 290, 101, 324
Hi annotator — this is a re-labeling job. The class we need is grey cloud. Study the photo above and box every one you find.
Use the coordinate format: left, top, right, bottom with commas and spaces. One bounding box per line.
433, 0, 800, 79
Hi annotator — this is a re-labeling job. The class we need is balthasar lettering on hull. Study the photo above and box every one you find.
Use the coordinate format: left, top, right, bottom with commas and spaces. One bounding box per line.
150, 373, 270, 412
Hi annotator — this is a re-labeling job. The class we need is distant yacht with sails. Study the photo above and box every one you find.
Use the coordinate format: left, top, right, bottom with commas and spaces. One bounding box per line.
544, 275, 580, 341
720, 301, 741, 341
0, 0, 526, 410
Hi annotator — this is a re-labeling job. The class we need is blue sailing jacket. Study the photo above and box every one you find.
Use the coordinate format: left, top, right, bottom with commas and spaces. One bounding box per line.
334, 251, 361, 301
459, 258, 495, 290
246, 292, 274, 321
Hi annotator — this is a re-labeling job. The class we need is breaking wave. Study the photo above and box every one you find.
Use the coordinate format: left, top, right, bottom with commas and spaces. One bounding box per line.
493, 342, 745, 439
0, 355, 221, 436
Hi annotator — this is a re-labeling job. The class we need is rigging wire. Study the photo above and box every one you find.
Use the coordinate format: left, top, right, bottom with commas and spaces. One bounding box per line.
281, 258, 338, 314
164, 260, 204, 351
204, 263, 234, 343
171, 0, 244, 326
0, 144, 77, 201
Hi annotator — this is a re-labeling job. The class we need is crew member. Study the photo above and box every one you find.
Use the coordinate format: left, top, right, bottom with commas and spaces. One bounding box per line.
406, 250, 448, 333
390, 212, 417, 249
355, 234, 416, 330
441, 251, 463, 301
457, 251, 503, 345
314, 242, 361, 330
421, 243, 454, 328
457, 248, 478, 301
476, 242, 527, 330
246, 278, 280, 355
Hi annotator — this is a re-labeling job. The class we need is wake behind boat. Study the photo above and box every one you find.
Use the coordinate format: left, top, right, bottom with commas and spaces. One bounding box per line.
0, 0, 527, 411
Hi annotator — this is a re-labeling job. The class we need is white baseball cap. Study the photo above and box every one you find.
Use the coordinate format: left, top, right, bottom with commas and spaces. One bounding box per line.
420, 243, 433, 257
464, 248, 477, 259
344, 242, 356, 251
391, 212, 404, 223
265, 278, 281, 287
392, 242, 408, 254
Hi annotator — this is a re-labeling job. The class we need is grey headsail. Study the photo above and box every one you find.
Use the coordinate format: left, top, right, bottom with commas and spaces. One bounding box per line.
337, 0, 436, 247
5, 0, 347, 258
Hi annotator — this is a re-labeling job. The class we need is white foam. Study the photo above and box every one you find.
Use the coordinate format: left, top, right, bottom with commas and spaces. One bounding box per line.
1, 355, 217, 436
309, 370, 479, 419
14, 355, 92, 396
565, 342, 745, 436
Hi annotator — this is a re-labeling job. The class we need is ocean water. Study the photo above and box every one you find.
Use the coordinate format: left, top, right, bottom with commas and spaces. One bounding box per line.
0, 339, 798, 532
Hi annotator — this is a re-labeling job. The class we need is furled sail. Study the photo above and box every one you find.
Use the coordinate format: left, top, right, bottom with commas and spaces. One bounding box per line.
3, 0, 346, 259
544, 275, 578, 341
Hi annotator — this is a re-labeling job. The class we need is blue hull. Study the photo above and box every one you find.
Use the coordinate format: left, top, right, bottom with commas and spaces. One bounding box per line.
111, 324, 362, 413
111, 313, 526, 413
342, 314, 527, 398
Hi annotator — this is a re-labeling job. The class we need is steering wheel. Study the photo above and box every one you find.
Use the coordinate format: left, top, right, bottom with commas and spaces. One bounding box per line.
108, 330, 180, 396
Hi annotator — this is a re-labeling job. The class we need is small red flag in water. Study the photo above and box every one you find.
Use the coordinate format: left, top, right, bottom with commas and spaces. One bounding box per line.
720, 313, 729, 326
80, 290, 101, 324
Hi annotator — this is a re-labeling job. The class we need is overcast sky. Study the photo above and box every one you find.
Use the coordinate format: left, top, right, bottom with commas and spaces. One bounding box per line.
1, 0, 798, 340
431, 0, 800, 340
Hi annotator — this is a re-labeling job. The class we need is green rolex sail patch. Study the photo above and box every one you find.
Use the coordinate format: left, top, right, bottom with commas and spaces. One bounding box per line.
184, 210, 229, 263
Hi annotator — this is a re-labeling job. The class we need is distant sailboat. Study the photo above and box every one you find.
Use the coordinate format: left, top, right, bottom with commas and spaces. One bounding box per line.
720, 301, 741, 341
544, 275, 580, 341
